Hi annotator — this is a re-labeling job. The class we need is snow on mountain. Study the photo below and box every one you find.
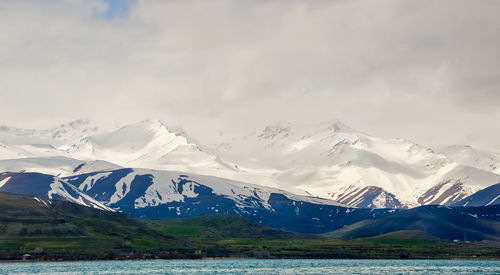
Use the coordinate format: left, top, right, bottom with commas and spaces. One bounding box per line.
417, 165, 500, 206
61, 168, 397, 233
0, 156, 122, 177
62, 119, 236, 175
0, 120, 104, 161
64, 168, 346, 210
452, 183, 500, 207
0, 171, 112, 211
1, 118, 499, 209
0, 119, 100, 146
0, 141, 33, 159
329, 185, 404, 208
438, 145, 500, 175
213, 120, 500, 208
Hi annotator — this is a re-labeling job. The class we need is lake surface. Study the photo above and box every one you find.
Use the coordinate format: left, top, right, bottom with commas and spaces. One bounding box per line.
1, 259, 499, 274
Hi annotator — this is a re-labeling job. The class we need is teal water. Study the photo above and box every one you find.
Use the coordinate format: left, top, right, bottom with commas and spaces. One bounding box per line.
0, 259, 499, 274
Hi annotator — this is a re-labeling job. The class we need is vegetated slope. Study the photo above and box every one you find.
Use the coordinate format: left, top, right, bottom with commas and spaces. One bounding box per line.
1, 192, 499, 260
1, 169, 396, 234
0, 169, 393, 233
0, 192, 186, 260
326, 205, 500, 241
452, 183, 500, 207
0, 192, 153, 238
0, 192, 299, 260
147, 215, 296, 239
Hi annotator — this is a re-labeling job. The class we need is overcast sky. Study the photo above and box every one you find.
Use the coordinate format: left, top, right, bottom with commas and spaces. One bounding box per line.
0, 0, 499, 149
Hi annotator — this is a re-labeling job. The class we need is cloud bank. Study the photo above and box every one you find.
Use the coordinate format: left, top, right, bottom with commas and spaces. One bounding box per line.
0, 0, 499, 148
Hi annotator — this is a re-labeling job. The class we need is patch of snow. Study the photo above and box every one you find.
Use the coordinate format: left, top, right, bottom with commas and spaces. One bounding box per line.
108, 171, 137, 204
78, 172, 112, 191
0, 176, 11, 189
486, 195, 500, 206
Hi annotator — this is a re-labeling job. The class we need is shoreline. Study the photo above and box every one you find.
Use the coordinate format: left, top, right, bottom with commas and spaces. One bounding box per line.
2, 256, 500, 263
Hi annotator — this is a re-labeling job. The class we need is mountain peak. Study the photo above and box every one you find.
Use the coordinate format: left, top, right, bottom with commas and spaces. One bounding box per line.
324, 119, 353, 133
0, 119, 99, 146
258, 122, 291, 139
56, 119, 93, 128
49, 119, 99, 139
137, 118, 169, 128
134, 119, 196, 142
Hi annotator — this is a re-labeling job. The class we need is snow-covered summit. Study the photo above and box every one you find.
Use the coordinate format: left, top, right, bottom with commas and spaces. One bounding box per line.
213, 120, 500, 208
61, 119, 234, 176
325, 119, 354, 133
438, 145, 500, 174
0, 119, 100, 146
1, 118, 499, 209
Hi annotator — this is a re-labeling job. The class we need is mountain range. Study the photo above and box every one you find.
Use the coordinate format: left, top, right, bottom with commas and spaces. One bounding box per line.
0, 119, 499, 211
0, 169, 397, 233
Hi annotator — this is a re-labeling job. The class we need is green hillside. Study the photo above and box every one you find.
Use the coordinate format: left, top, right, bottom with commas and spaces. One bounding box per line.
0, 192, 194, 260
147, 215, 296, 239
1, 192, 499, 261
324, 205, 500, 241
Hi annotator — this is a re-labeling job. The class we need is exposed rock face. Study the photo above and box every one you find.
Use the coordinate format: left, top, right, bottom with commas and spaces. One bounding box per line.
330, 185, 405, 209
418, 180, 473, 206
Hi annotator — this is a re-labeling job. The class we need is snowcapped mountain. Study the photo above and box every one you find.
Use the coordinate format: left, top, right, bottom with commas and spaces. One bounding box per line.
0, 120, 104, 161
438, 145, 500, 175
0, 156, 121, 177
64, 168, 346, 212
0, 119, 238, 178
0, 118, 499, 209
329, 185, 404, 209
452, 183, 500, 207
0, 171, 112, 211
63, 168, 346, 211
213, 121, 500, 208
417, 165, 500, 206
61, 168, 395, 233
0, 141, 33, 159
0, 119, 100, 147
61, 119, 236, 175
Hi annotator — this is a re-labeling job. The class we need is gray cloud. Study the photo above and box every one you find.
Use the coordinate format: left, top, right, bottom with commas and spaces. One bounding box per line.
0, 0, 499, 149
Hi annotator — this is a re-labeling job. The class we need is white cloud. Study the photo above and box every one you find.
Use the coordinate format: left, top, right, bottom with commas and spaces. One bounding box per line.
0, 0, 499, 149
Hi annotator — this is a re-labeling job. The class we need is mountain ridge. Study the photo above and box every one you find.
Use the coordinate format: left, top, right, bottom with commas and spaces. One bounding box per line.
0, 169, 398, 233
0, 118, 499, 209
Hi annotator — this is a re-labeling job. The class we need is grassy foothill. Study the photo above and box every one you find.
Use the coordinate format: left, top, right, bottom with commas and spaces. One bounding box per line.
1, 192, 499, 261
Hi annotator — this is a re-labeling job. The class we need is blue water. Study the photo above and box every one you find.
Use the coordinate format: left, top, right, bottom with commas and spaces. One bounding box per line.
1, 259, 499, 274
